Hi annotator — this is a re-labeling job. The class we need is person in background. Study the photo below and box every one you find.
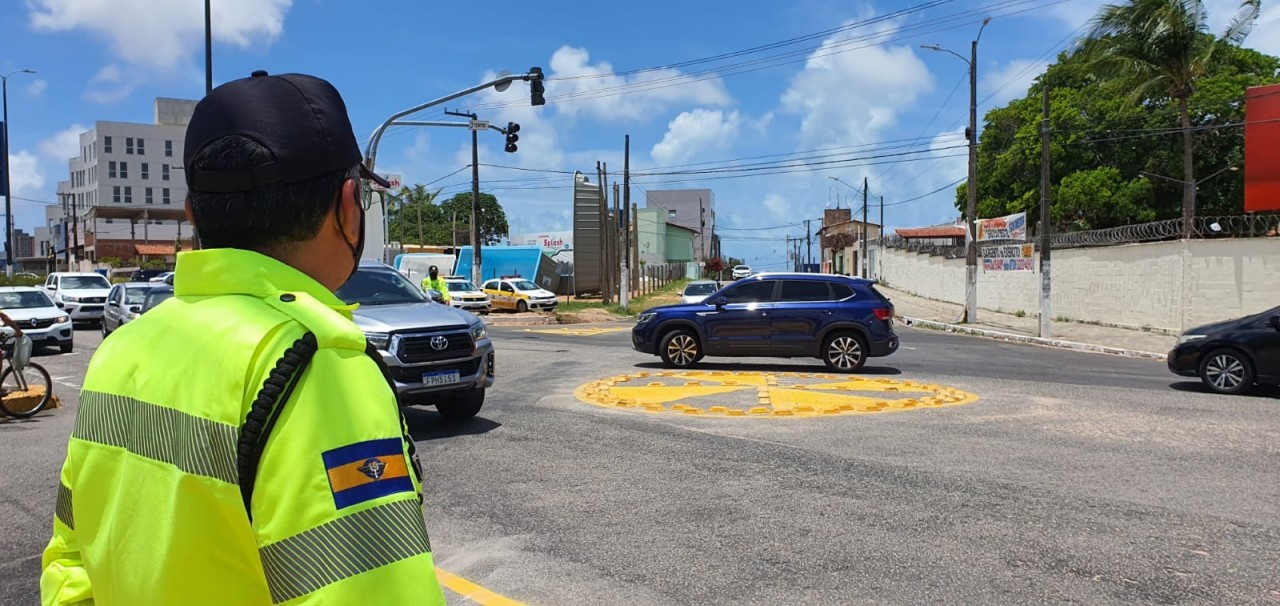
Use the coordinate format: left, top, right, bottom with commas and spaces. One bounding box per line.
421, 265, 451, 304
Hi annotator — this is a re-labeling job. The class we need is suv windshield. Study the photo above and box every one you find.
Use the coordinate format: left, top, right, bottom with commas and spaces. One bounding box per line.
0, 291, 54, 309
337, 268, 426, 306
685, 283, 718, 296
512, 280, 539, 291
61, 276, 110, 290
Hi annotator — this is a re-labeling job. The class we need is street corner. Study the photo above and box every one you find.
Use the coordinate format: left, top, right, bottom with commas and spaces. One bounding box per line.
522, 326, 632, 337
573, 370, 979, 418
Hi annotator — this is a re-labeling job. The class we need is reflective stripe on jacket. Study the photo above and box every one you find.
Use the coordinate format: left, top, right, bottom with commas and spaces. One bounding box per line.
41, 249, 445, 605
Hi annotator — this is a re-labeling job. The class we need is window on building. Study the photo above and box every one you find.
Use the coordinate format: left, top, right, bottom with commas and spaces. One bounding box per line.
109, 161, 117, 179
145, 187, 153, 204
141, 163, 149, 180
113, 186, 121, 203
165, 140, 172, 157
162, 164, 170, 181
126, 137, 134, 155
104, 136, 112, 153
124, 186, 133, 204
162, 188, 171, 205
137, 138, 145, 155
120, 162, 129, 179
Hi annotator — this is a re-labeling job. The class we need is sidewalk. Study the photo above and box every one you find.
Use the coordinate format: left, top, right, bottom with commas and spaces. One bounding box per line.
878, 286, 1175, 359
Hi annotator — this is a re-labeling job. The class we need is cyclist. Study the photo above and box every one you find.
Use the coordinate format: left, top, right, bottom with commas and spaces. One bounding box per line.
0, 311, 23, 398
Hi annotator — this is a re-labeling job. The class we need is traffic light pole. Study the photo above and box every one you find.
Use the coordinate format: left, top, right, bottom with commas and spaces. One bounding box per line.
363, 68, 544, 264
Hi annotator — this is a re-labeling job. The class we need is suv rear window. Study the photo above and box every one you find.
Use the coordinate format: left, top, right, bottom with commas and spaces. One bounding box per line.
779, 280, 831, 302
830, 283, 855, 300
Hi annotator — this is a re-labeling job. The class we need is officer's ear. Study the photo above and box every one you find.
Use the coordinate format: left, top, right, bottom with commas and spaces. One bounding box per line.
336, 178, 362, 246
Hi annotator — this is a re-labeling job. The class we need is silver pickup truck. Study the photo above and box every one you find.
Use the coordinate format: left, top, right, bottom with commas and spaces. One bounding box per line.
337, 261, 495, 421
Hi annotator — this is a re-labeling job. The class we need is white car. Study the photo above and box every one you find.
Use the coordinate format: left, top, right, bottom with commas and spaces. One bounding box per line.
482, 277, 558, 313
444, 277, 491, 314
681, 280, 721, 304
0, 287, 73, 353
731, 265, 753, 280
150, 272, 174, 283
43, 272, 112, 324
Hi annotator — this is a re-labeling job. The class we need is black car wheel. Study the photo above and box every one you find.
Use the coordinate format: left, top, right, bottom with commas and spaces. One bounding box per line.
60, 341, 73, 354
517, 300, 528, 313
101, 319, 110, 337
1199, 348, 1255, 395
660, 329, 701, 369
823, 332, 867, 373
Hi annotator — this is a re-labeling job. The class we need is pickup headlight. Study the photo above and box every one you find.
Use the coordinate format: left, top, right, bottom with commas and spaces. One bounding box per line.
62, 295, 81, 303
364, 332, 390, 350
1177, 334, 1206, 345
637, 312, 656, 324
470, 323, 488, 341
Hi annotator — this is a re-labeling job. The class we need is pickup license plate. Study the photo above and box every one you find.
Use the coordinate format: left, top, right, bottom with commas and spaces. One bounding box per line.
422, 370, 460, 387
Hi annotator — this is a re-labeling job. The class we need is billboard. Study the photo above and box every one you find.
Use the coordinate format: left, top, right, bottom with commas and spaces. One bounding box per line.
982, 243, 1035, 271
510, 231, 573, 251
1245, 83, 1280, 213
976, 212, 1028, 242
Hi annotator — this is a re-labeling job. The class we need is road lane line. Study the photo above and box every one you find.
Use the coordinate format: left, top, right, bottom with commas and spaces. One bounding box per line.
435, 567, 525, 606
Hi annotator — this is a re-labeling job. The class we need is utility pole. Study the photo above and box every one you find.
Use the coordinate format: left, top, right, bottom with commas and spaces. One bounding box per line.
451, 211, 457, 250
862, 176, 869, 278
445, 108, 483, 286
204, 0, 213, 94
416, 201, 423, 247
3, 69, 37, 274
804, 219, 812, 272
965, 30, 980, 323
622, 135, 631, 307
1039, 85, 1053, 338
878, 195, 884, 280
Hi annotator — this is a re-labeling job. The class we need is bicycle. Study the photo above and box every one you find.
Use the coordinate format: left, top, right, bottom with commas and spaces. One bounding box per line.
0, 332, 53, 419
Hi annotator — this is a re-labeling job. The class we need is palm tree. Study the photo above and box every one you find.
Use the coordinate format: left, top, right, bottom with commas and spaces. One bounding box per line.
389, 185, 442, 247
1082, 0, 1259, 236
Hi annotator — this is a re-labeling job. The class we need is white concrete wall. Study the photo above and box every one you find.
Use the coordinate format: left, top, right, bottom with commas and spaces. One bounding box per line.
881, 238, 1280, 333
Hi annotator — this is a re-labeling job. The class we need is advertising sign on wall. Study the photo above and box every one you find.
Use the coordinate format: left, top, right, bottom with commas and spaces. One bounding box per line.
982, 243, 1035, 271
976, 212, 1028, 242
510, 231, 573, 251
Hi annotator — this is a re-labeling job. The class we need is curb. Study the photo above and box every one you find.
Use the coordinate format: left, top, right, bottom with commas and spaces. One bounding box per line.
899, 315, 1168, 361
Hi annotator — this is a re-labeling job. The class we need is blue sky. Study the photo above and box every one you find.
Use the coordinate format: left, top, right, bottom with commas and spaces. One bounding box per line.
5, 0, 1278, 270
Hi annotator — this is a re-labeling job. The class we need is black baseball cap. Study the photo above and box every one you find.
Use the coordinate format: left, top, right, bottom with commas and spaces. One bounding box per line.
184, 70, 389, 193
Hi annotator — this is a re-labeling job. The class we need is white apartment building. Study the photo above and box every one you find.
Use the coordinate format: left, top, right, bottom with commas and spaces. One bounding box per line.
53, 98, 197, 266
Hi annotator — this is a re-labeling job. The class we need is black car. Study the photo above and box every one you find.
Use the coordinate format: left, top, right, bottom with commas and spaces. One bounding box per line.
1167, 305, 1280, 394
130, 268, 168, 282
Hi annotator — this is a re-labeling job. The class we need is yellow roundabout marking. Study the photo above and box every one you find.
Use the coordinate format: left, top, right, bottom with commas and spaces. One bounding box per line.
573, 370, 979, 418
523, 326, 631, 337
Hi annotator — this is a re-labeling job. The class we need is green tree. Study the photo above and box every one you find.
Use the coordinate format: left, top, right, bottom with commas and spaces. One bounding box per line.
961, 40, 1278, 231
387, 185, 446, 246
1081, 0, 1260, 234
440, 193, 510, 246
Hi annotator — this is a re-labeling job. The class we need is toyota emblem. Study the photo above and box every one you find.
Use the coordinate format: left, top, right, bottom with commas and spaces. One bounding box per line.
429, 336, 449, 351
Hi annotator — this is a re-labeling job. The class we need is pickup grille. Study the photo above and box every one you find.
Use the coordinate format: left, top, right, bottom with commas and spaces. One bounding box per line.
394, 330, 473, 363
391, 357, 483, 383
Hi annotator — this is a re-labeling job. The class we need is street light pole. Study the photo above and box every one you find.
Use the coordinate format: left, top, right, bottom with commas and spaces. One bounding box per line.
2, 69, 37, 275
923, 16, 989, 323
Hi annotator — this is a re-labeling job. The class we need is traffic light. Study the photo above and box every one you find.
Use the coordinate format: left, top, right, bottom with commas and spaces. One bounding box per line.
529, 67, 545, 106
505, 122, 520, 153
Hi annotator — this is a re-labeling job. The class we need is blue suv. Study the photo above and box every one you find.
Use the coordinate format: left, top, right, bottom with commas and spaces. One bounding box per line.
632, 273, 899, 372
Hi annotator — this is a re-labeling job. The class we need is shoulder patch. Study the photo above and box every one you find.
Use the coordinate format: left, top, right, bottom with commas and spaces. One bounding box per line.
322, 438, 415, 509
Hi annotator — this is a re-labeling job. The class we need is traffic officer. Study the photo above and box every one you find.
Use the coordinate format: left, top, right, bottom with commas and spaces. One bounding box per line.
421, 265, 451, 304
41, 71, 446, 605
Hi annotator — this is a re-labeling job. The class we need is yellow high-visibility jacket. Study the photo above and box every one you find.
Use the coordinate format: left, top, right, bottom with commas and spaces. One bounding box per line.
41, 249, 445, 605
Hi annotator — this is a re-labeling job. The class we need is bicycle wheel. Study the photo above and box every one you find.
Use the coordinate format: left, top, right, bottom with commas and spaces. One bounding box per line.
0, 362, 53, 419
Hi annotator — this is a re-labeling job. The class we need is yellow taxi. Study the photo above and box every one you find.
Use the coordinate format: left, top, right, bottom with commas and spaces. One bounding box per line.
482, 277, 558, 313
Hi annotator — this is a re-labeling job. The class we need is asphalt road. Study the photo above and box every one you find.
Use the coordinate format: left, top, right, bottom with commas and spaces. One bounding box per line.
3, 321, 1278, 605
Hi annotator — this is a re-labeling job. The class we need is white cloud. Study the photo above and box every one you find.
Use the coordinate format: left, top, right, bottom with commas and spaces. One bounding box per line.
650, 109, 744, 167
6, 151, 45, 200
983, 58, 1049, 107
27, 0, 291, 70
779, 16, 935, 149
547, 46, 732, 122
38, 123, 88, 162
25, 79, 48, 97
763, 193, 791, 220
82, 64, 135, 104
